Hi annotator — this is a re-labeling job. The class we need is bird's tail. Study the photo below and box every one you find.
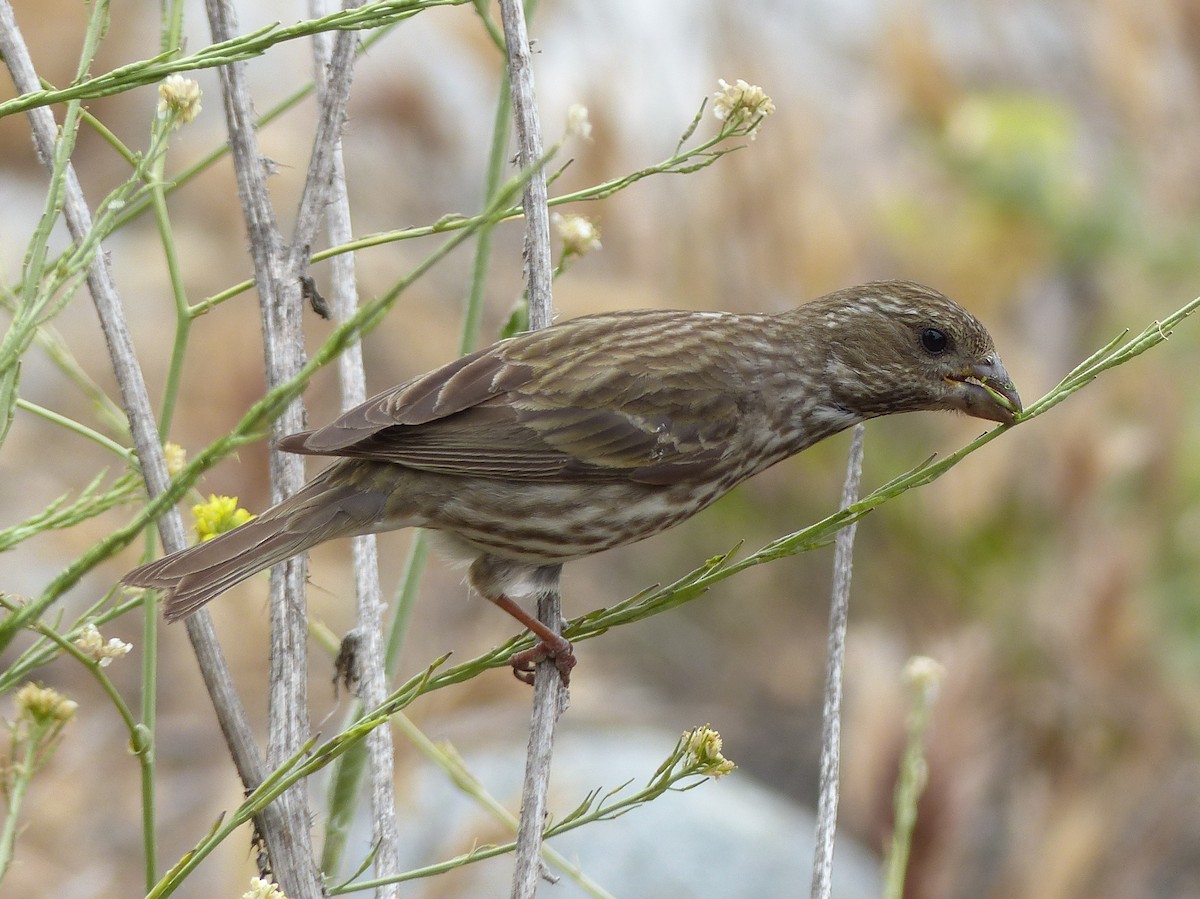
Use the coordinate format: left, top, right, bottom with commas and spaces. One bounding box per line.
123, 462, 392, 621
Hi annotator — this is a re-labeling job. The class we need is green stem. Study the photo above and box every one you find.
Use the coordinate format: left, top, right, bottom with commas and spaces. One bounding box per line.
882, 662, 942, 899
159, 0, 185, 55
188, 124, 742, 315
20, 620, 142, 743
160, 700, 716, 894
357, 714, 615, 898
385, 531, 429, 673
139, 595, 159, 892
0, 62, 89, 448
14, 399, 134, 462
0, 0, 471, 119
152, 185, 193, 437
138, 7, 188, 880
460, 64, 514, 354
0, 739, 34, 882
21, 619, 154, 883
106, 18, 398, 237
12, 25, 396, 320
78, 104, 139, 166
0, 593, 147, 694
0, 291, 126, 434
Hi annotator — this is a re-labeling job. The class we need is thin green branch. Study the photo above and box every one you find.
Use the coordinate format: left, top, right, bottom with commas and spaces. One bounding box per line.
78, 104, 140, 167
329, 713, 615, 897
0, 736, 35, 881
0, 0, 103, 449
882, 657, 944, 899
0, 683, 77, 881
0, 291, 126, 434
13, 400, 134, 462
1, 109, 181, 445
0, 470, 141, 553
0, 592, 145, 694
156, 719, 729, 896
0, 0, 470, 120
189, 119, 757, 315
24, 620, 142, 745
101, 23, 396, 238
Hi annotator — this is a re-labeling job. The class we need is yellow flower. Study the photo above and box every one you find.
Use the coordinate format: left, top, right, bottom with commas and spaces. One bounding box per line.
192, 495, 255, 542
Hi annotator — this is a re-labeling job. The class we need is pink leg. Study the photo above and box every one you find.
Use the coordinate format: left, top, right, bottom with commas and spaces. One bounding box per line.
487, 593, 576, 685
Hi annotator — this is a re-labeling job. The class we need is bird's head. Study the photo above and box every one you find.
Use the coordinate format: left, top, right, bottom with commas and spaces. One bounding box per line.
805, 280, 1022, 425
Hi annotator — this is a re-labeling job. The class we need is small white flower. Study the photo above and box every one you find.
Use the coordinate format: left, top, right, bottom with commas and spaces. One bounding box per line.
157, 74, 202, 127
903, 655, 945, 700
682, 724, 736, 777
712, 79, 775, 138
242, 877, 288, 899
74, 624, 133, 667
552, 213, 602, 258
566, 103, 592, 140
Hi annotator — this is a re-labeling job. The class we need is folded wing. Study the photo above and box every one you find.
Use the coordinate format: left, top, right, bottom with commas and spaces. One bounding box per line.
277, 311, 747, 485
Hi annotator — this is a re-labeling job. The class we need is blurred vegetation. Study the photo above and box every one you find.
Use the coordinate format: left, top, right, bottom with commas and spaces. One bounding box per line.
1, 0, 1199, 897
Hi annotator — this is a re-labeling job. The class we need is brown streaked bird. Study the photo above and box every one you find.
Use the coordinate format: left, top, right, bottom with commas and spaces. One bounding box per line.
124, 280, 1020, 682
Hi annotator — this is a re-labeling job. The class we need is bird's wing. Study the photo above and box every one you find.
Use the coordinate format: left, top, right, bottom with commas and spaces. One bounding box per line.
278, 312, 747, 485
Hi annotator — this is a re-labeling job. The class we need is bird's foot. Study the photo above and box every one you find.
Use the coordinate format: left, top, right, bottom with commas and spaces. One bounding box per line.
509, 633, 576, 686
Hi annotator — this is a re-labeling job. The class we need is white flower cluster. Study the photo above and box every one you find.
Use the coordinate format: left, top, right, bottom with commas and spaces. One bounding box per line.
157, 74, 202, 127
74, 624, 133, 667
242, 877, 288, 899
552, 213, 602, 258
712, 78, 775, 138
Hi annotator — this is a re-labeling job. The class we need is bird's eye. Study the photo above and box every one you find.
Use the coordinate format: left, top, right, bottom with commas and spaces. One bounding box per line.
920, 327, 949, 355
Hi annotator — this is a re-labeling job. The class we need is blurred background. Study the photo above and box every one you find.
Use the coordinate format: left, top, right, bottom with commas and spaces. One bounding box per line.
2, 0, 1199, 896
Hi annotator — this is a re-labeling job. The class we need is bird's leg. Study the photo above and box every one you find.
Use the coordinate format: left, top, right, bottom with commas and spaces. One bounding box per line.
486, 593, 576, 685
468, 557, 574, 684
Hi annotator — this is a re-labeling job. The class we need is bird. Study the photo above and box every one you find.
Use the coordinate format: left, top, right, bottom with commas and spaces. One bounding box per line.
123, 280, 1021, 682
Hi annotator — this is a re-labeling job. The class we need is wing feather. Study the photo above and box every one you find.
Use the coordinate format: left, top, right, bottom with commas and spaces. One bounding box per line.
277, 311, 752, 484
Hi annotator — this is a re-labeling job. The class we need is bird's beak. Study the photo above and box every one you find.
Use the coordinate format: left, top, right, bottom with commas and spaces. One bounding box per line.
945, 356, 1022, 425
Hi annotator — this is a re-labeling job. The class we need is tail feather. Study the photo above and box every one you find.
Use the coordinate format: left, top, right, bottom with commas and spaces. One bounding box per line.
124, 518, 320, 621
123, 461, 396, 621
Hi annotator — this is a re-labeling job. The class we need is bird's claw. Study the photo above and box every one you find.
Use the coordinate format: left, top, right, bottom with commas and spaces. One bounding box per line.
509, 635, 576, 686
